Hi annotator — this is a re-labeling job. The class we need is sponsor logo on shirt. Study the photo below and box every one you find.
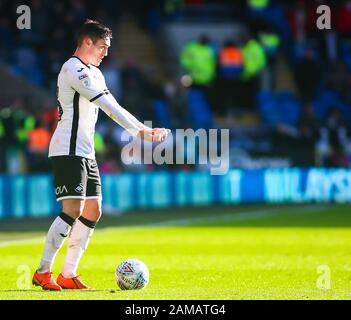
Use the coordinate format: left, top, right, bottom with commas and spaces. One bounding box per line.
82, 79, 91, 87
78, 74, 88, 80
56, 185, 68, 195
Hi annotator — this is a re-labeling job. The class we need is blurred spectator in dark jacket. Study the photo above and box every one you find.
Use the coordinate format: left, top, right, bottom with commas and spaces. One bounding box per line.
326, 61, 351, 104
325, 108, 350, 167
294, 48, 321, 104
316, 107, 351, 167
121, 59, 147, 118
298, 103, 319, 146
0, 17, 14, 63
216, 39, 244, 115
259, 23, 280, 90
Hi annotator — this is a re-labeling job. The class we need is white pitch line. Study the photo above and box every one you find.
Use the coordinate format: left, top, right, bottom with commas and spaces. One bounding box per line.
0, 204, 329, 247
0, 237, 45, 247
145, 204, 329, 227
98, 204, 329, 232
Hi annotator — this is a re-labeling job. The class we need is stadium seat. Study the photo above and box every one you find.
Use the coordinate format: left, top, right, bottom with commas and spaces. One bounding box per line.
151, 99, 172, 129
260, 100, 279, 125
336, 101, 351, 124
342, 41, 351, 71
312, 90, 343, 123
277, 91, 301, 126
258, 90, 302, 126
187, 88, 213, 129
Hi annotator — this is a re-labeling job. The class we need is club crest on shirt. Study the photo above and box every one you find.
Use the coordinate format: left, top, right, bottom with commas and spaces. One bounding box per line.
82, 79, 91, 87
75, 183, 85, 193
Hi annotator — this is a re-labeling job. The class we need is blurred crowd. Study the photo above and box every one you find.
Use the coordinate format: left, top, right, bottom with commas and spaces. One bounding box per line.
177, 0, 351, 167
2, 0, 351, 174
0, 0, 163, 92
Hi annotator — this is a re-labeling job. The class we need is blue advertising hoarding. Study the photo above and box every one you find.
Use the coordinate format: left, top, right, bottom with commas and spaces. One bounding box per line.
0, 168, 350, 219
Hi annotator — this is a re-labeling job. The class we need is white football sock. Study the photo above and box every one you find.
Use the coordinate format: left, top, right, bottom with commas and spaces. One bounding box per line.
61, 218, 95, 278
38, 214, 74, 273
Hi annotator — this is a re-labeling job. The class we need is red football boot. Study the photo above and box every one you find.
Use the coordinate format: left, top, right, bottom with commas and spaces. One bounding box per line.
32, 270, 62, 291
56, 273, 92, 290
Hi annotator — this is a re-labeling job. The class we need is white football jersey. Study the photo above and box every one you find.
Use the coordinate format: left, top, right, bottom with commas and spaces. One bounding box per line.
49, 56, 145, 159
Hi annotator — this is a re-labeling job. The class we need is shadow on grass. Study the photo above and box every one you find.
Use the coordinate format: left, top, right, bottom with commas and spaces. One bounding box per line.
0, 203, 351, 235
0, 289, 109, 293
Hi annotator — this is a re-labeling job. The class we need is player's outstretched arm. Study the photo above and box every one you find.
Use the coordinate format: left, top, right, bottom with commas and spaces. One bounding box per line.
94, 93, 171, 142
66, 66, 170, 142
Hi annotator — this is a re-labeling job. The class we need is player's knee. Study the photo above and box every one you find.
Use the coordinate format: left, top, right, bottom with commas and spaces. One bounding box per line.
69, 208, 83, 220
93, 212, 102, 222
62, 199, 85, 220
89, 207, 102, 223
83, 199, 102, 222
62, 209, 81, 220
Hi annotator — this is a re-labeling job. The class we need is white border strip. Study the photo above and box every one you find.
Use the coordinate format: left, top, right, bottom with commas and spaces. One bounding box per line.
56, 196, 86, 201
56, 196, 102, 202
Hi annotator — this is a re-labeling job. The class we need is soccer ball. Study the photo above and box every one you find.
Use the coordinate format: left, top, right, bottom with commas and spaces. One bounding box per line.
115, 258, 150, 290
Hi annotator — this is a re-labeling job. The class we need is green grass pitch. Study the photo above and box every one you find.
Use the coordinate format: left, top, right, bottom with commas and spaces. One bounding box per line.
0, 204, 350, 300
